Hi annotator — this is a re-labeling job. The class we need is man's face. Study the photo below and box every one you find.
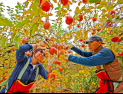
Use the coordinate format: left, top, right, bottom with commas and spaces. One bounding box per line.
88, 41, 101, 52
34, 50, 45, 61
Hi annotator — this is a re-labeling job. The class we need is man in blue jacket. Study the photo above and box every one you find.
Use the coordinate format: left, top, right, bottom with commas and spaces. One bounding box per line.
0, 41, 56, 93
64, 35, 123, 93
64, 35, 114, 66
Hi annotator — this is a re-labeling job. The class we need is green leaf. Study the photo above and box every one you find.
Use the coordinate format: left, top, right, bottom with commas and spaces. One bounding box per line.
0, 38, 7, 48
24, 1, 29, 8
100, 1, 108, 6
107, 3, 117, 10
117, 0, 123, 4
89, 0, 101, 3
97, 4, 103, 9
0, 17, 13, 27
94, 14, 97, 18
118, 50, 122, 54
14, 36, 20, 49
113, 29, 119, 33
13, 18, 29, 29
121, 37, 123, 41
30, 23, 39, 39
31, 2, 39, 16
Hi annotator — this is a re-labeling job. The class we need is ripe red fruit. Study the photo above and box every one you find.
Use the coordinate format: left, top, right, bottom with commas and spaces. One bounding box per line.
78, 15, 83, 21
92, 17, 97, 22
65, 59, 68, 62
47, 73, 55, 82
39, 0, 42, 4
22, 38, 28, 44
57, 61, 61, 65
110, 10, 115, 15
61, 0, 68, 6
43, 21, 50, 30
111, 37, 119, 42
107, 21, 112, 27
97, 29, 101, 32
95, 1, 100, 4
41, 1, 50, 12
117, 38, 121, 42
52, 43, 57, 48
79, 39, 83, 42
91, 31, 95, 35
118, 52, 123, 56
54, 60, 57, 64
68, 51, 71, 53
65, 16, 73, 25
36, 40, 40, 43
59, 67, 63, 72
82, 0, 87, 3
77, 25, 80, 28
25, 52, 31, 56
57, 44, 63, 50
11, 46, 16, 51
93, 28, 96, 31
82, 44, 85, 47
49, 47, 57, 55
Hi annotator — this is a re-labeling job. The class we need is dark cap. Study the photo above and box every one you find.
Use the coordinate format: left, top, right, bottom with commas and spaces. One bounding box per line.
84, 35, 105, 44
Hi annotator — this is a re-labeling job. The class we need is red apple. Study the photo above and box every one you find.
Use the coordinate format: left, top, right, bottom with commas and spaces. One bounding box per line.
41, 1, 50, 12
49, 47, 57, 55
61, 0, 68, 6
77, 25, 80, 28
118, 52, 123, 56
110, 10, 115, 15
92, 17, 97, 22
107, 21, 112, 27
82, 44, 85, 47
65, 16, 73, 25
91, 31, 95, 35
47, 73, 55, 82
97, 29, 101, 32
82, 0, 87, 3
78, 15, 83, 21
59, 67, 63, 72
79, 39, 83, 42
43, 21, 50, 30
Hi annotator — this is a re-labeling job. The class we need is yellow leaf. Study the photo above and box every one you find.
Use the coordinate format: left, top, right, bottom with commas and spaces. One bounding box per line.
52, 0, 57, 3
68, 24, 72, 30
74, 35, 78, 40
39, 10, 48, 18
34, 16, 39, 21
48, 13, 53, 16
23, 28, 29, 35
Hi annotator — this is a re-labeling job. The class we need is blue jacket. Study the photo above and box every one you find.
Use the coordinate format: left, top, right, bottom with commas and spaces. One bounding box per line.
68, 46, 115, 66
0, 43, 48, 93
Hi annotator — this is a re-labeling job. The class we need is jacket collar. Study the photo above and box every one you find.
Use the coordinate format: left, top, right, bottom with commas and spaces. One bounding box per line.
29, 57, 40, 67
92, 45, 103, 55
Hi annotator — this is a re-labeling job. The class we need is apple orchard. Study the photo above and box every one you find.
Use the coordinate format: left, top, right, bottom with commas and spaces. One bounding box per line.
0, 0, 123, 93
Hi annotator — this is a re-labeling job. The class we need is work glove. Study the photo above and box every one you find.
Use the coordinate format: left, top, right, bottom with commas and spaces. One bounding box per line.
64, 45, 74, 50
47, 54, 57, 66
64, 52, 70, 60
36, 40, 49, 49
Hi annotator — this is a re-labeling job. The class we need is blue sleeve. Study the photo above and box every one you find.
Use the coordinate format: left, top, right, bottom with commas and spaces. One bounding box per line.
0, 86, 6, 93
68, 48, 115, 66
71, 46, 93, 57
38, 64, 48, 79
16, 43, 33, 64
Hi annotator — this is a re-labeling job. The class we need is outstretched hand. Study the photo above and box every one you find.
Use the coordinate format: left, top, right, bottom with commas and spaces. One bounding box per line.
64, 52, 70, 60
64, 45, 74, 50
48, 54, 57, 66
37, 40, 49, 49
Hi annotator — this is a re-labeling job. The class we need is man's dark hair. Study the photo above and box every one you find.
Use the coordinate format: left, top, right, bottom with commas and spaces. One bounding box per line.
31, 48, 45, 57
